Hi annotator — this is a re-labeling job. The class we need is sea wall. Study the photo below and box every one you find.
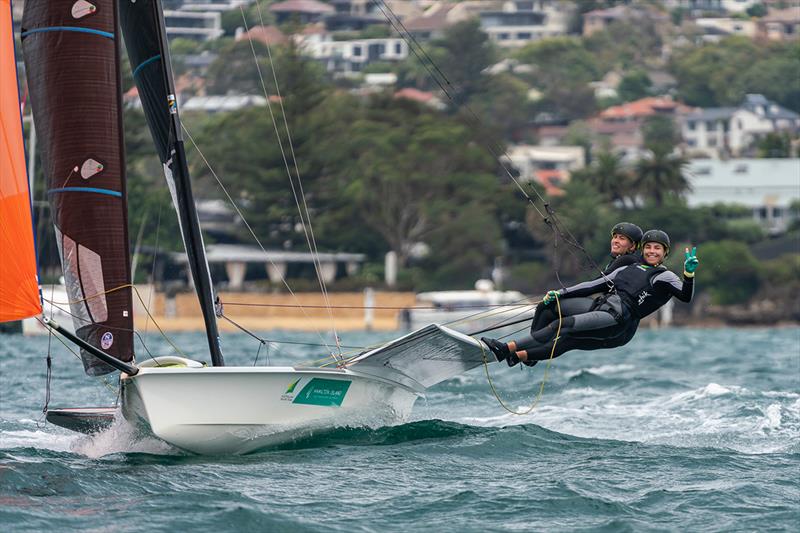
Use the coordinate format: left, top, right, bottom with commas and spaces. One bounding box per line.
131, 286, 416, 332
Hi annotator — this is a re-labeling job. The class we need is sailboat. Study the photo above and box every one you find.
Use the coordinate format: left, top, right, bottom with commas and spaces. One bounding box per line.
2, 0, 491, 454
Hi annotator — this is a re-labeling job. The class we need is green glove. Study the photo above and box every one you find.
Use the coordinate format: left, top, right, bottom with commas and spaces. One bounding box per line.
543, 290, 559, 305
684, 246, 699, 276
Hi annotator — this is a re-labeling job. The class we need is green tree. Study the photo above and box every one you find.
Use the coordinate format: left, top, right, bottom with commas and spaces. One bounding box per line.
633, 152, 689, 207
515, 37, 599, 120
323, 95, 502, 278
206, 39, 270, 94
617, 69, 652, 102
632, 116, 689, 206
467, 72, 531, 141
697, 240, 761, 304
642, 115, 680, 157
124, 108, 183, 265
573, 150, 633, 207
668, 37, 800, 110
436, 19, 497, 108
584, 20, 663, 72
757, 132, 793, 158
220, 1, 275, 37
746, 3, 768, 17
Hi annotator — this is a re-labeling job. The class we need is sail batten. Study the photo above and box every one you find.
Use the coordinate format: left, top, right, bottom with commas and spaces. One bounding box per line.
21, 0, 133, 375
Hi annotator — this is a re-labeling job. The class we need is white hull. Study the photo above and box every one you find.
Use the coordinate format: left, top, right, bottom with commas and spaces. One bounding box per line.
120, 365, 420, 454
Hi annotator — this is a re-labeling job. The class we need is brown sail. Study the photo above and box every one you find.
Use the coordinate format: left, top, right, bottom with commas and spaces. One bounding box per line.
21, 0, 133, 375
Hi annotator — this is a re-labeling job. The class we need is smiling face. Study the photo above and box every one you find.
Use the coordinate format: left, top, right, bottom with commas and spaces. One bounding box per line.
642, 242, 667, 266
610, 233, 636, 256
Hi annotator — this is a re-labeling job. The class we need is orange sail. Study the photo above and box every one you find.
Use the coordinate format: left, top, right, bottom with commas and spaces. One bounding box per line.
0, 0, 41, 322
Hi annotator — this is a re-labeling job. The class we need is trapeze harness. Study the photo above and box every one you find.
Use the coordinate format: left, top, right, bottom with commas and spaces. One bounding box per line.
518, 263, 695, 361
528, 252, 640, 334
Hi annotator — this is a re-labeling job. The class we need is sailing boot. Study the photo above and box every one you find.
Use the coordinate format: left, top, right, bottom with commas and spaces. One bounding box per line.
481, 337, 510, 363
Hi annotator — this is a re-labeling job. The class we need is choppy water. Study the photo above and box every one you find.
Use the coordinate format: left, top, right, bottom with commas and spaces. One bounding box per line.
1, 327, 798, 531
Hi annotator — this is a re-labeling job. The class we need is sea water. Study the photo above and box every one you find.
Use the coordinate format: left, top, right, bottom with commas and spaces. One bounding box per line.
1, 327, 798, 531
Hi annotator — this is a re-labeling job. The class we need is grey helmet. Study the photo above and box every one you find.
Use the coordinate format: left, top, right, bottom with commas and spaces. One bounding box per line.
641, 229, 671, 256
611, 222, 643, 247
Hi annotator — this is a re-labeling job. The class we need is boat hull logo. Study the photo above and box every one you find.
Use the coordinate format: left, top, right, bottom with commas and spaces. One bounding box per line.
280, 378, 302, 401
292, 378, 351, 407
100, 331, 113, 350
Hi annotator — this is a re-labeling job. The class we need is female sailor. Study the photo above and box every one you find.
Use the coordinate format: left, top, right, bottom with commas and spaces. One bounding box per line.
523, 221, 644, 351
482, 230, 698, 367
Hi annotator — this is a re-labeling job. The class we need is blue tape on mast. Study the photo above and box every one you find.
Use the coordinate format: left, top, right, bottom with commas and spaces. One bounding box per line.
133, 55, 161, 78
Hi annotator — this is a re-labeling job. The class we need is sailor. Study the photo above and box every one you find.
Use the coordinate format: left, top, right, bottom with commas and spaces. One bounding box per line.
519, 222, 644, 365
603, 221, 643, 273
482, 230, 698, 367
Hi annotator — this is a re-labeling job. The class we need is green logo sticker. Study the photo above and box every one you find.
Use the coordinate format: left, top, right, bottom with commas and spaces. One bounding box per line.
286, 378, 301, 394
292, 378, 351, 407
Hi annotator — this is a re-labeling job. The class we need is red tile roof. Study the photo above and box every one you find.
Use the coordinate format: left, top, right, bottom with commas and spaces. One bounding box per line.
236, 25, 287, 46
270, 0, 334, 14
599, 96, 691, 121
395, 87, 436, 103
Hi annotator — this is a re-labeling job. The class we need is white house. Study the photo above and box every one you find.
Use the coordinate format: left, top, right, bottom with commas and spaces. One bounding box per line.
682, 94, 800, 157
164, 10, 224, 41
694, 17, 757, 41
685, 158, 800, 233
298, 35, 408, 74
181, 95, 267, 113
479, 0, 573, 47
504, 145, 586, 186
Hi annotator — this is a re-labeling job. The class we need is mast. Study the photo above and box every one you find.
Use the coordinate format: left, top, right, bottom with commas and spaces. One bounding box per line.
118, 0, 223, 366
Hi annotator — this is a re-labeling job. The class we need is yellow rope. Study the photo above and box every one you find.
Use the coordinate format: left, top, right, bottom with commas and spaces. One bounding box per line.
480, 294, 562, 415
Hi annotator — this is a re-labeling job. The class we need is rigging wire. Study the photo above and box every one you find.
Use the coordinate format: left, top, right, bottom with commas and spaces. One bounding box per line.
236, 4, 342, 358
181, 125, 340, 360
373, 0, 612, 288
252, 2, 341, 353
35, 316, 119, 398
141, 203, 163, 345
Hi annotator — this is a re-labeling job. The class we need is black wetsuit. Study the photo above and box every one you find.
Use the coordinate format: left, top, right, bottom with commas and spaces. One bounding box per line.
528, 252, 640, 334
517, 263, 694, 360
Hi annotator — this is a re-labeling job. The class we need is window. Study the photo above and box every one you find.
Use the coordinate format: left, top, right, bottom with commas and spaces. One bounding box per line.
395, 43, 402, 54
694, 165, 710, 175
517, 32, 532, 39
498, 33, 510, 40
687, 121, 696, 130
706, 120, 715, 130
352, 45, 362, 57
734, 164, 748, 174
